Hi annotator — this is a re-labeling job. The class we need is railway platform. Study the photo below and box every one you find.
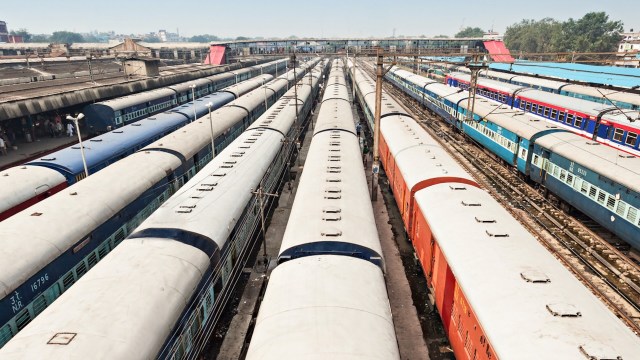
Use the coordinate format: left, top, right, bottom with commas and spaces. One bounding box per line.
0, 133, 79, 171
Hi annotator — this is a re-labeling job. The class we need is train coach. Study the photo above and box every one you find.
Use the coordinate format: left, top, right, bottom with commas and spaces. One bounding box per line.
0, 166, 66, 222
247, 60, 400, 360
28, 75, 273, 184
386, 67, 640, 252
528, 132, 640, 250
351, 60, 640, 359
83, 58, 288, 133
0, 75, 272, 223
485, 69, 640, 110
447, 72, 640, 155
0, 60, 325, 359
0, 59, 320, 349
435, 62, 640, 110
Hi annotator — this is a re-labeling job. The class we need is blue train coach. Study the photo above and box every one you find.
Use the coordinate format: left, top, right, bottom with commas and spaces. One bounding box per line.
83, 59, 288, 133
528, 132, 640, 249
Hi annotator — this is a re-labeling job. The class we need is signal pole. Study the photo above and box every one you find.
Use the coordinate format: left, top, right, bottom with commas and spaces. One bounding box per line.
290, 52, 299, 137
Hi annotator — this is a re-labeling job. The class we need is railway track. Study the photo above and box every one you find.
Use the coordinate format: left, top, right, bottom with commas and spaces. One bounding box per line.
362, 63, 640, 333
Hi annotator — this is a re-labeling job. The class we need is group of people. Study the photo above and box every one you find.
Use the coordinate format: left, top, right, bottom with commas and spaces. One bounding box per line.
44, 119, 64, 138
44, 114, 75, 138
0, 113, 78, 157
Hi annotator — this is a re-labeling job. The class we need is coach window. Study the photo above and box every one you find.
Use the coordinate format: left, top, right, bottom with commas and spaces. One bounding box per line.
559, 111, 565, 122
530, 104, 537, 112
626, 132, 638, 146
537, 106, 544, 115
613, 128, 625, 142
567, 114, 574, 125
544, 107, 550, 117
519, 101, 525, 110
574, 116, 583, 127
550, 109, 557, 119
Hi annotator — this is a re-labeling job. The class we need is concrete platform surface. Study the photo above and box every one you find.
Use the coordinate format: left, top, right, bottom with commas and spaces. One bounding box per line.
0, 134, 78, 171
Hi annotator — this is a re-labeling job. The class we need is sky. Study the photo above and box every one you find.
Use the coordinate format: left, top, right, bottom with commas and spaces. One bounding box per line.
3, 0, 640, 39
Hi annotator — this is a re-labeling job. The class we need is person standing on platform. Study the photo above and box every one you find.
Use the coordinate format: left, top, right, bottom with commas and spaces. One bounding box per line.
363, 143, 369, 167
67, 122, 75, 137
55, 121, 63, 137
0, 137, 7, 156
48, 121, 56, 138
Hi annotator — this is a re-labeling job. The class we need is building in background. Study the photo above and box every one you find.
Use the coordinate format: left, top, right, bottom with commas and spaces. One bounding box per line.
0, 21, 24, 43
158, 29, 180, 42
616, 31, 640, 67
0, 21, 9, 43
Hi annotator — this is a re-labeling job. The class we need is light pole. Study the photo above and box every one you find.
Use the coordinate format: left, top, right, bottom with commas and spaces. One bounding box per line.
190, 84, 197, 122
86, 54, 95, 84
66, 113, 89, 179
206, 102, 215, 158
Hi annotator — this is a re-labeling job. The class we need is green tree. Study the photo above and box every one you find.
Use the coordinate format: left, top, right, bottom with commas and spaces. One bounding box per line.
190, 34, 220, 42
82, 34, 101, 43
30, 34, 50, 42
50, 31, 84, 44
455, 27, 485, 38
561, 12, 623, 52
504, 12, 623, 54
434, 34, 449, 38
235, 36, 250, 41
504, 18, 563, 53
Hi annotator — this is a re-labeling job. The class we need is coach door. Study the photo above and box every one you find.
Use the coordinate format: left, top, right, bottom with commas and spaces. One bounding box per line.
540, 149, 551, 180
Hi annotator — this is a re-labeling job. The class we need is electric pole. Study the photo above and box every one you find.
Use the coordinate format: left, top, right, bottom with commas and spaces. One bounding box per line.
252, 184, 279, 272
371, 49, 396, 201
464, 54, 488, 125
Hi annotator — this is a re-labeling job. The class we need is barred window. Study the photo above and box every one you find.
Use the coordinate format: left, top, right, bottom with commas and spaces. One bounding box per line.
606, 196, 616, 210
613, 128, 624, 142
597, 191, 606, 204
626, 132, 637, 146
581, 181, 589, 194
566, 173, 574, 185
627, 207, 638, 223
573, 117, 582, 127
567, 113, 575, 125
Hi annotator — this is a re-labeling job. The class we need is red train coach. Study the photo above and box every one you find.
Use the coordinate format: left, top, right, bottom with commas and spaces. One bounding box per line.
351, 61, 640, 359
